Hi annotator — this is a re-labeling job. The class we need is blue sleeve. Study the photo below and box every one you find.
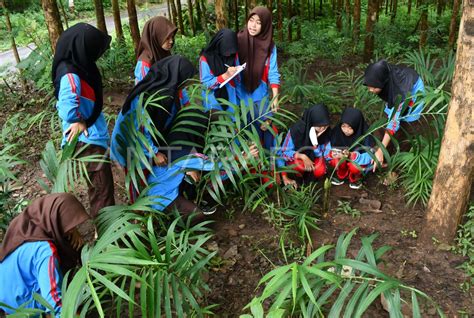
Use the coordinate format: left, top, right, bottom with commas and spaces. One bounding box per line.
277, 132, 296, 160
199, 57, 225, 90
134, 60, 150, 84
268, 46, 280, 86
351, 151, 373, 166
179, 88, 190, 107
34, 242, 62, 317
314, 142, 331, 160
57, 74, 82, 123
174, 154, 220, 171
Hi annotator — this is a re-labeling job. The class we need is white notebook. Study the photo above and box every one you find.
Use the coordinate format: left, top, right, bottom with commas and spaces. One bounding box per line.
219, 63, 246, 88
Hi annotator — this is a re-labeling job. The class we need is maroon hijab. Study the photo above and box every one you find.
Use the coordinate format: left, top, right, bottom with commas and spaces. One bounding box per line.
137, 16, 178, 63
238, 6, 274, 93
0, 193, 90, 273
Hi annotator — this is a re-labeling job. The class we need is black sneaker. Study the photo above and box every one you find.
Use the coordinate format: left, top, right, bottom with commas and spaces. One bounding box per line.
331, 176, 344, 186
349, 180, 363, 189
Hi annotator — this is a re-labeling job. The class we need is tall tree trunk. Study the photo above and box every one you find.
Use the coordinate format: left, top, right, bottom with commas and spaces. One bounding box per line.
93, 0, 107, 34
215, 0, 227, 29
320, 0, 323, 15
277, 0, 283, 41
169, 0, 178, 26
57, 0, 69, 28
436, 0, 444, 16
41, 0, 63, 53
250, 0, 257, 9
111, 0, 124, 41
195, 0, 202, 30
200, 0, 208, 32
297, 0, 302, 40
127, 0, 140, 53
234, 0, 239, 31
1, 0, 21, 64
187, 0, 195, 35
336, 0, 343, 31
268, 0, 274, 10
345, 0, 352, 28
419, 3, 428, 48
363, 0, 377, 62
175, 0, 185, 35
448, 0, 460, 47
376, 0, 381, 21
385, 0, 389, 15
167, 0, 171, 19
421, 0, 474, 244
288, 0, 293, 42
390, 0, 397, 21
407, 0, 412, 15
68, 0, 75, 13
353, 0, 361, 41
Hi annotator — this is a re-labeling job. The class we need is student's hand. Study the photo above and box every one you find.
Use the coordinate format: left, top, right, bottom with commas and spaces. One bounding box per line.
332, 151, 342, 159
372, 148, 384, 172
65, 121, 88, 143
186, 170, 201, 183
243, 144, 259, 160
296, 153, 314, 171
260, 119, 272, 131
342, 149, 350, 157
224, 66, 237, 79
271, 97, 279, 113
282, 175, 297, 189
68, 228, 84, 251
153, 153, 168, 166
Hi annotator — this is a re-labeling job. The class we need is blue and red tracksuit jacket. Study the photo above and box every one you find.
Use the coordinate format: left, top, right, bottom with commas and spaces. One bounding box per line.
110, 89, 190, 167
56, 73, 109, 150
199, 55, 239, 114
275, 131, 331, 168
134, 59, 191, 104
0, 241, 62, 317
385, 77, 425, 135
237, 45, 281, 120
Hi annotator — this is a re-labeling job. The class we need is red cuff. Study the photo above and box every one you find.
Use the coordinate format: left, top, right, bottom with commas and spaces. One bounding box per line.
281, 171, 287, 177
385, 128, 395, 136
270, 83, 280, 89
217, 75, 225, 83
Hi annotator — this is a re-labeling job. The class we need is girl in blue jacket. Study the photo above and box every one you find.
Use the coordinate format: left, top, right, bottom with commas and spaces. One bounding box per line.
111, 55, 197, 202
0, 193, 89, 317
237, 6, 281, 150
277, 104, 332, 188
363, 60, 425, 171
199, 28, 239, 116
134, 16, 177, 84
52, 23, 114, 217
329, 108, 375, 189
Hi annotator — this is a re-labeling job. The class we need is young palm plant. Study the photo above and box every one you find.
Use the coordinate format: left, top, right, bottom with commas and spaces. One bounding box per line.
240, 229, 444, 317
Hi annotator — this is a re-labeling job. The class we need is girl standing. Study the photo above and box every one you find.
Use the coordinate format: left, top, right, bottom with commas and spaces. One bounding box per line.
52, 23, 115, 217
329, 108, 374, 189
199, 28, 239, 115
135, 16, 178, 83
237, 6, 280, 149
363, 60, 425, 170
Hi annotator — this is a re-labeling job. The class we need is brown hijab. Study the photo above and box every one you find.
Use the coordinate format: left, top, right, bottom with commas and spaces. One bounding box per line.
137, 16, 178, 63
238, 6, 274, 93
0, 193, 90, 273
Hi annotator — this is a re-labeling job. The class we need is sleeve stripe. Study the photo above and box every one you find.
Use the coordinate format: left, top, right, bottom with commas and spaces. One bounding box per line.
47, 241, 62, 307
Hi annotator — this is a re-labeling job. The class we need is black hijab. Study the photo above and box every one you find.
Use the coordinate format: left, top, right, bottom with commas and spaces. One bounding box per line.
290, 104, 331, 160
201, 29, 238, 102
363, 60, 419, 108
121, 55, 197, 136
52, 23, 111, 128
331, 107, 374, 150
